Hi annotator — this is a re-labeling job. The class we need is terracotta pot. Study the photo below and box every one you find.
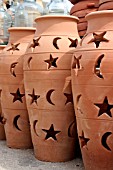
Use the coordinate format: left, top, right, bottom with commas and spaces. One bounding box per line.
73, 8, 98, 17
71, 10, 113, 170
70, 0, 99, 37
0, 27, 36, 149
98, 0, 113, 10
0, 45, 6, 140
70, 0, 99, 14
23, 15, 80, 162
78, 30, 86, 37
99, 0, 113, 5
69, 0, 79, 5
77, 22, 87, 31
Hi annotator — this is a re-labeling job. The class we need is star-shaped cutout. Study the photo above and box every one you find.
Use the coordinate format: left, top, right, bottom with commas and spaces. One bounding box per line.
64, 93, 73, 105
29, 36, 41, 49
7, 43, 20, 54
68, 38, 78, 48
42, 124, 61, 141
44, 54, 58, 69
72, 55, 83, 76
28, 88, 40, 105
79, 131, 90, 148
94, 96, 113, 117
10, 88, 25, 103
88, 31, 109, 48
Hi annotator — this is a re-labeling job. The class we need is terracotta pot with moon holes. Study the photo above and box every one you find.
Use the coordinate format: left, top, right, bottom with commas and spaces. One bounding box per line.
70, 0, 99, 37
0, 27, 36, 149
0, 45, 6, 140
71, 10, 113, 170
98, 0, 113, 10
23, 15, 80, 162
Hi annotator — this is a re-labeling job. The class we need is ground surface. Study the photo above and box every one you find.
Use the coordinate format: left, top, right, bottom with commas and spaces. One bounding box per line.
0, 141, 84, 170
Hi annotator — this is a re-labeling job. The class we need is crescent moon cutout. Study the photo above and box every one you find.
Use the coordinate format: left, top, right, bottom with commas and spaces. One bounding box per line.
13, 115, 21, 131
94, 54, 104, 79
68, 120, 76, 138
53, 37, 61, 49
33, 120, 38, 136
10, 62, 18, 77
46, 89, 55, 105
101, 132, 112, 151
28, 56, 33, 68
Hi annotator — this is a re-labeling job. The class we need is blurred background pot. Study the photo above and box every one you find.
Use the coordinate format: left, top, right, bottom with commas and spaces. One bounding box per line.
98, 0, 113, 10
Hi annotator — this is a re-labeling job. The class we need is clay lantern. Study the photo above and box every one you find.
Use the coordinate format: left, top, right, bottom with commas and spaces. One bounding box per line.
23, 15, 80, 162
0, 27, 35, 149
71, 10, 113, 170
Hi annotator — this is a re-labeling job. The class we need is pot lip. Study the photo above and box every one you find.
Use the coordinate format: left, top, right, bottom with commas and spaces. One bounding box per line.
35, 15, 79, 23
8, 27, 36, 32
86, 10, 113, 20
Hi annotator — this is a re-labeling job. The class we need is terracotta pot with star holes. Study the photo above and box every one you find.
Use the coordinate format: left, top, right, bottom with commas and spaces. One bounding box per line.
23, 15, 80, 162
70, 0, 99, 38
71, 10, 113, 170
98, 0, 113, 10
0, 27, 36, 149
0, 45, 6, 140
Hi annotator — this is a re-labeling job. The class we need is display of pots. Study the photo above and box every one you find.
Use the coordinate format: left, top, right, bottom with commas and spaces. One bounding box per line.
23, 15, 80, 162
70, 0, 99, 38
98, 0, 113, 10
0, 27, 35, 149
71, 10, 113, 169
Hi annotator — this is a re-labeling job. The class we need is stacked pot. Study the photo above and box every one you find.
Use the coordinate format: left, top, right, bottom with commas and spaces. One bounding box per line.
70, 0, 99, 38
71, 10, 113, 170
98, 0, 113, 10
23, 15, 80, 162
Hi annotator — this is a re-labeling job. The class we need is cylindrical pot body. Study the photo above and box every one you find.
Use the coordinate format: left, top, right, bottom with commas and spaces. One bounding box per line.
71, 10, 113, 170
0, 27, 35, 149
24, 15, 80, 162
70, 0, 99, 38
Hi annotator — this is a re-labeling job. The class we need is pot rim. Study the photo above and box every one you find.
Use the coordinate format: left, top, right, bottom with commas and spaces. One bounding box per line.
8, 27, 36, 32
0, 45, 6, 47
86, 10, 113, 20
35, 15, 79, 23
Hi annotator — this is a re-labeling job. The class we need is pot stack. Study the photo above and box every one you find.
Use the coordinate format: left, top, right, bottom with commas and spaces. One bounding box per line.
70, 0, 99, 38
